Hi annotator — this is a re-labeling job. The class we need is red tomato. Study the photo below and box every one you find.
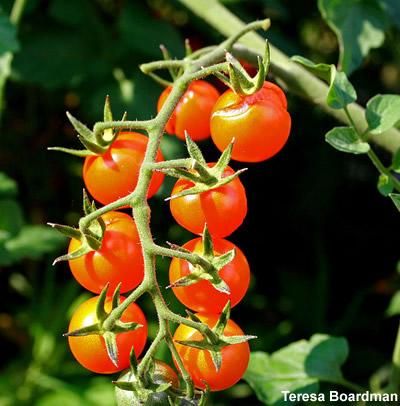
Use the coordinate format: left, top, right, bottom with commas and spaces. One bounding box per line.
68, 211, 143, 294
83, 131, 164, 205
169, 165, 247, 238
157, 80, 219, 141
210, 81, 291, 162
173, 313, 250, 391
169, 237, 250, 312
68, 296, 147, 374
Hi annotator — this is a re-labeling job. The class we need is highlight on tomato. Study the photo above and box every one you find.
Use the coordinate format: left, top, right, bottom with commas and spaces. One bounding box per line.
157, 80, 220, 141
83, 131, 164, 205
173, 313, 250, 391
68, 296, 148, 374
169, 165, 247, 238
68, 211, 144, 294
169, 237, 250, 312
210, 81, 291, 162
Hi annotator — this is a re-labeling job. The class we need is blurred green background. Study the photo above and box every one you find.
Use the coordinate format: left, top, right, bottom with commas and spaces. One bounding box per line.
1, 0, 400, 405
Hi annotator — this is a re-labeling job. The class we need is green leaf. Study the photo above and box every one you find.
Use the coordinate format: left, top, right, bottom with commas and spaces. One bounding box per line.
325, 127, 369, 154
243, 335, 349, 405
0, 11, 19, 54
386, 291, 400, 317
5, 225, 65, 261
318, 0, 387, 74
0, 199, 24, 238
377, 174, 394, 196
291, 56, 331, 82
327, 68, 357, 109
366, 94, 400, 134
0, 172, 17, 198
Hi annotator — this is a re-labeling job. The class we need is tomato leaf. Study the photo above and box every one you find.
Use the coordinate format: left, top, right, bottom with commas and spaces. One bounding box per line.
325, 127, 369, 154
327, 68, 357, 110
366, 94, 400, 134
243, 335, 349, 405
291, 56, 331, 82
5, 225, 65, 261
389, 193, 400, 212
318, 0, 387, 74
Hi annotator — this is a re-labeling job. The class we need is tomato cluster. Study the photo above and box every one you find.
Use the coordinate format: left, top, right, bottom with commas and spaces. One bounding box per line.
60, 70, 290, 399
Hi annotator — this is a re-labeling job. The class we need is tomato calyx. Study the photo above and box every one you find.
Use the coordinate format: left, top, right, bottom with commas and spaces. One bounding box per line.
49, 96, 125, 157
167, 225, 234, 294
175, 302, 256, 372
156, 134, 246, 200
65, 284, 143, 367
225, 40, 271, 96
114, 353, 177, 403
49, 190, 106, 264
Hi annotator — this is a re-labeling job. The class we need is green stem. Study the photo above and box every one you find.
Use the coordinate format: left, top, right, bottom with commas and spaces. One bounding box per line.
344, 107, 400, 193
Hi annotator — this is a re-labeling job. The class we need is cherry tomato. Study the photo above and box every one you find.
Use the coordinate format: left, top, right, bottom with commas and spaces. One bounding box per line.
115, 360, 179, 405
157, 80, 219, 141
169, 237, 250, 312
68, 211, 143, 294
173, 313, 250, 391
210, 81, 291, 162
68, 296, 147, 374
83, 131, 164, 205
170, 165, 247, 238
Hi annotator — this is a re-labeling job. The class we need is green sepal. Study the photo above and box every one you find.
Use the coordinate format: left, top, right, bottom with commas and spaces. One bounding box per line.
156, 168, 201, 183
47, 223, 81, 240
52, 243, 92, 265
63, 324, 100, 337
112, 283, 122, 310
226, 40, 270, 96
102, 96, 115, 144
104, 331, 119, 367
77, 133, 107, 155
223, 334, 257, 345
212, 139, 235, 177
113, 379, 137, 391
47, 147, 96, 157
96, 283, 110, 322
129, 346, 138, 374
185, 133, 206, 165
113, 320, 143, 333
202, 226, 214, 258
214, 301, 230, 336
185, 310, 203, 324
210, 350, 222, 372
166, 241, 192, 254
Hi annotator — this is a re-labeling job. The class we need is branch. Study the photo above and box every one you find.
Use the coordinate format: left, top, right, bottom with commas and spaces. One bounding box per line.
178, 0, 400, 154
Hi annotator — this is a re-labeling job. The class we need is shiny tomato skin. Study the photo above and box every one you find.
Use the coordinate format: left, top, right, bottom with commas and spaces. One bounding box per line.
173, 314, 250, 391
115, 360, 179, 405
68, 211, 144, 294
68, 296, 147, 374
83, 132, 164, 205
210, 81, 291, 162
157, 80, 219, 141
169, 237, 250, 312
169, 165, 247, 238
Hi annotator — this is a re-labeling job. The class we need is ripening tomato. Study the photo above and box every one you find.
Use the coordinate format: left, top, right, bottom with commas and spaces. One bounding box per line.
173, 313, 250, 391
157, 80, 219, 141
210, 81, 291, 162
68, 211, 144, 294
170, 165, 247, 238
169, 237, 250, 312
83, 131, 164, 205
68, 296, 147, 374
115, 360, 179, 405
